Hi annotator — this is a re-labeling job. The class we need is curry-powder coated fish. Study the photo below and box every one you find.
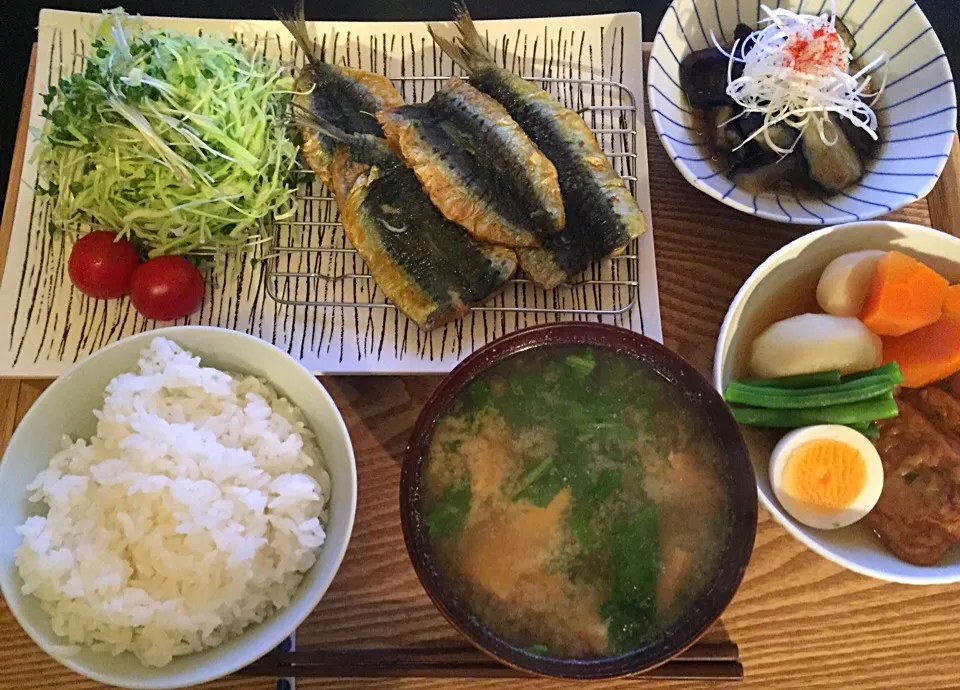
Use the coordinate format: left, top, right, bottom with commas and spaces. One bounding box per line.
430, 3, 647, 288
376, 77, 564, 248
280, 7, 404, 185
298, 114, 518, 330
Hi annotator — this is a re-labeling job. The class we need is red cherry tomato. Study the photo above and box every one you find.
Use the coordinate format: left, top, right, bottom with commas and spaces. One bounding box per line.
129, 256, 205, 321
67, 231, 139, 299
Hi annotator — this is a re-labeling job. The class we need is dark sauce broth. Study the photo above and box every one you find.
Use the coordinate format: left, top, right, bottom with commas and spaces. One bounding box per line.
691, 103, 884, 195
685, 36, 884, 196
422, 345, 730, 658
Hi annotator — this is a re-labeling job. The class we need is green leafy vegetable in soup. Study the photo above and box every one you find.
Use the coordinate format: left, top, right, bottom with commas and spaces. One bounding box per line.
425, 473, 471, 538
423, 346, 730, 658
601, 508, 659, 651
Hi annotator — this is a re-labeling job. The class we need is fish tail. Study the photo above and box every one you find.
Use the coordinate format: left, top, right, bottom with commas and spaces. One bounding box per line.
428, 27, 470, 72
451, 1, 490, 62
295, 105, 398, 173
293, 105, 351, 142
277, 0, 317, 65
429, 1, 494, 74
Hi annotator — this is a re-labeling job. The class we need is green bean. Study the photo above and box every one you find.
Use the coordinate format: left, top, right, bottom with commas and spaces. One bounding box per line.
740, 370, 842, 389
841, 362, 903, 384
730, 394, 898, 428
847, 421, 880, 439
724, 375, 898, 409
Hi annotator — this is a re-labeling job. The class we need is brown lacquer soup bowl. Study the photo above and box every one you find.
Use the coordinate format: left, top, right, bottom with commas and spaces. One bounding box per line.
400, 323, 757, 679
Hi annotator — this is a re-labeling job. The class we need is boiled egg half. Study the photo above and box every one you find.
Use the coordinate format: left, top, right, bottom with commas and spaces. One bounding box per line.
769, 425, 884, 530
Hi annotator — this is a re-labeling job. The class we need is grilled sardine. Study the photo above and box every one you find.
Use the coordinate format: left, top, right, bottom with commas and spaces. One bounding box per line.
280, 5, 404, 185
297, 113, 517, 330
430, 3, 647, 288
376, 77, 564, 248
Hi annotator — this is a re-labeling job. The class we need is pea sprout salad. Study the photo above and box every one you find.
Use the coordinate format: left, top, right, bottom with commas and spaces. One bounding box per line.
34, 9, 302, 255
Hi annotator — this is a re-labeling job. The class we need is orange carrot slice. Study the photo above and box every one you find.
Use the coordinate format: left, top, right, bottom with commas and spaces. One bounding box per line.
882, 313, 960, 388
944, 285, 960, 315
861, 251, 948, 336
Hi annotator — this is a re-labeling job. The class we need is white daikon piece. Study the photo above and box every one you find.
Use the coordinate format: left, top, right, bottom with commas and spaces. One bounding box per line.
816, 250, 886, 317
749, 313, 882, 378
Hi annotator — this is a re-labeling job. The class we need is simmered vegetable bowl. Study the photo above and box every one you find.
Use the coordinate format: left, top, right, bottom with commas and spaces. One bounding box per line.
717, 222, 960, 574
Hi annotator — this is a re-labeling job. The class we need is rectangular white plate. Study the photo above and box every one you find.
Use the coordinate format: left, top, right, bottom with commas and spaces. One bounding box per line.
0, 8, 660, 376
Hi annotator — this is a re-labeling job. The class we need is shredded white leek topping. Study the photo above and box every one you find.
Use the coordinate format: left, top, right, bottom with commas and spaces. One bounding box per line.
712, 2, 887, 156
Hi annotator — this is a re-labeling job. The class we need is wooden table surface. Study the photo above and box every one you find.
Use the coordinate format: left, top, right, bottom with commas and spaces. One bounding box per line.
2, 46, 960, 690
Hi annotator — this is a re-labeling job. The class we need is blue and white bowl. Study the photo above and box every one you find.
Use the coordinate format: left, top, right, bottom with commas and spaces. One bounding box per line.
649, 0, 957, 224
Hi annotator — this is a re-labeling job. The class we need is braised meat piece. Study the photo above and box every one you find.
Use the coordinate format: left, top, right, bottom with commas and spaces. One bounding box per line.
868, 397, 960, 565
909, 386, 960, 449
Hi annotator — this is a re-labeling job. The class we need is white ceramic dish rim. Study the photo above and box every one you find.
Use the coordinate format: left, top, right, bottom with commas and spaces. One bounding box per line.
713, 221, 960, 584
0, 325, 358, 688
648, 0, 956, 225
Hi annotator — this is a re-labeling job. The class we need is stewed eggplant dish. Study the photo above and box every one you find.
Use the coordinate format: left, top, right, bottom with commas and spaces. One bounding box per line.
680, 5, 886, 194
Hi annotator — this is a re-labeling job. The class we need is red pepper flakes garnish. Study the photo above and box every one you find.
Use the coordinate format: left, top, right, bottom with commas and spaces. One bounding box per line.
782, 25, 845, 74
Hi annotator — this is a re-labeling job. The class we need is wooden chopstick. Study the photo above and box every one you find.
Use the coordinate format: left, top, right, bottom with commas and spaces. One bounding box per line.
236, 642, 743, 680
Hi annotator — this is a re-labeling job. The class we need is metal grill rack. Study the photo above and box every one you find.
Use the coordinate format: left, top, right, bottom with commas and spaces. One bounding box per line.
264, 75, 640, 316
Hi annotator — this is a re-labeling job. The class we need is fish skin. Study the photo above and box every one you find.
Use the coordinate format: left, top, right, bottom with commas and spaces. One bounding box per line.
300, 116, 517, 330
280, 6, 403, 185
376, 77, 564, 248
429, 3, 647, 289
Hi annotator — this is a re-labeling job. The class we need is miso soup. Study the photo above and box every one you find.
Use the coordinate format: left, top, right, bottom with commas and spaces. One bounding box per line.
422, 345, 730, 658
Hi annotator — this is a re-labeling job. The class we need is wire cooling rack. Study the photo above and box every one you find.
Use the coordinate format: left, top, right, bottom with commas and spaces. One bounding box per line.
263, 75, 640, 316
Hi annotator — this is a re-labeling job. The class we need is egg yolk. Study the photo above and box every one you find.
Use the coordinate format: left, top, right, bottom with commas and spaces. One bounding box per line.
782, 439, 866, 510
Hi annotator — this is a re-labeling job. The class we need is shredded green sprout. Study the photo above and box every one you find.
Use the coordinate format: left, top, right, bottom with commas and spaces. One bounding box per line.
34, 9, 302, 255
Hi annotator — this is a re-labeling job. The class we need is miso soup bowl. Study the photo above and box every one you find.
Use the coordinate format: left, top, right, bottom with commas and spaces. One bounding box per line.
400, 323, 758, 679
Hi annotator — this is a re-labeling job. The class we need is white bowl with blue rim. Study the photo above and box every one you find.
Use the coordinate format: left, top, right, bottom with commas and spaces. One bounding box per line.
648, 0, 957, 224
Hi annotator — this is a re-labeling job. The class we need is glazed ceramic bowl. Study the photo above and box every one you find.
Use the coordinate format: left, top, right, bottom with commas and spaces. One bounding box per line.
648, 0, 956, 224
714, 221, 960, 584
401, 323, 757, 679
0, 326, 358, 689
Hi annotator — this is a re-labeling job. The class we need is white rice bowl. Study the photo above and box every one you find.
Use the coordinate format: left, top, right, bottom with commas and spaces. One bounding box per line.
13, 337, 331, 668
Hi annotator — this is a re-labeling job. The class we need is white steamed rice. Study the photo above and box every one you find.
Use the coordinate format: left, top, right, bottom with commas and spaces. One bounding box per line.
14, 337, 331, 667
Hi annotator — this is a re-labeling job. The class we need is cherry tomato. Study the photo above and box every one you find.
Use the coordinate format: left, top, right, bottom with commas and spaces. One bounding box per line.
67, 231, 140, 299
129, 256, 205, 321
